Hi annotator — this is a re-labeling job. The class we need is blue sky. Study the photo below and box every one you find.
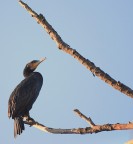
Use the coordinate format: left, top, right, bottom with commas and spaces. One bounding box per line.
1, 0, 133, 143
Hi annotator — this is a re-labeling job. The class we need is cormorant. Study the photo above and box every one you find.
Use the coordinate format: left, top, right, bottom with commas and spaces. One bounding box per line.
8, 58, 46, 138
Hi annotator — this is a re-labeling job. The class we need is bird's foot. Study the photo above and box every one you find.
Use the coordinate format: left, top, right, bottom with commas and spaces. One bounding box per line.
27, 116, 36, 127
22, 114, 35, 126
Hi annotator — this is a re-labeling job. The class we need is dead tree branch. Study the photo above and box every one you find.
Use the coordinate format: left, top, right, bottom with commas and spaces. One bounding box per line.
74, 109, 95, 127
19, 0, 133, 99
23, 109, 133, 134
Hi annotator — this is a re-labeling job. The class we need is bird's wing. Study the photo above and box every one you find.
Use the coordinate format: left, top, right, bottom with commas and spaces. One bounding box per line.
8, 73, 43, 118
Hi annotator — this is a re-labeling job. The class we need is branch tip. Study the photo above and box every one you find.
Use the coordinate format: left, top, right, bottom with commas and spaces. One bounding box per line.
73, 109, 95, 127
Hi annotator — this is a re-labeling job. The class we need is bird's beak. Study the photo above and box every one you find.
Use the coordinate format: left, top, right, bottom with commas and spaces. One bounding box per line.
39, 57, 46, 63
32, 57, 46, 69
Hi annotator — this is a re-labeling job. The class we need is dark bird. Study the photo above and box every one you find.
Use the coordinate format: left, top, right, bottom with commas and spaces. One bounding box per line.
8, 58, 46, 138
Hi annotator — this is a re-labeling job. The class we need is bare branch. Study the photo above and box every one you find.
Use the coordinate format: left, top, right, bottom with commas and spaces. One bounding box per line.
19, 0, 133, 99
23, 112, 133, 134
74, 109, 95, 127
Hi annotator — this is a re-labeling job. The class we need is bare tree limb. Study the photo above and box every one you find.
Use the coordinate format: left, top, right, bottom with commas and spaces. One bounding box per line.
19, 0, 133, 99
74, 109, 95, 127
23, 109, 133, 134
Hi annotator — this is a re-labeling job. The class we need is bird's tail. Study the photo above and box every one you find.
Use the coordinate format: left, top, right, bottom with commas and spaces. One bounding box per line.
14, 117, 25, 138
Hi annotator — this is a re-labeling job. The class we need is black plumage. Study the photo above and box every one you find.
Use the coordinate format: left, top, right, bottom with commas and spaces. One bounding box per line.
8, 58, 45, 138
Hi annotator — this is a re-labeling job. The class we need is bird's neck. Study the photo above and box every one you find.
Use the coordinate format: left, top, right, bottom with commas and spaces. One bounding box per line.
23, 69, 34, 78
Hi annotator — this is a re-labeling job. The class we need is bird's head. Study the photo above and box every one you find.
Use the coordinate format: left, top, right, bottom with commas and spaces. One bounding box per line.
23, 58, 46, 77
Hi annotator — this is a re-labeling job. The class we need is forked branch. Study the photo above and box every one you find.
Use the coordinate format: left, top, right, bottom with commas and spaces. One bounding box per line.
24, 109, 133, 134
19, 0, 133, 98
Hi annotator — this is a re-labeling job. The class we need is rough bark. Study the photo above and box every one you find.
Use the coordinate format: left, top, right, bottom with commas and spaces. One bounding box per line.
19, 0, 133, 99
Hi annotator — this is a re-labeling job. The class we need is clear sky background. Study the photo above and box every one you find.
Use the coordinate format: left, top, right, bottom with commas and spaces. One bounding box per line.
1, 0, 133, 144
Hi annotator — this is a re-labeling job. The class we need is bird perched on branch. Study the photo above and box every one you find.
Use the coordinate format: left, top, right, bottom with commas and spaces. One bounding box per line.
8, 58, 46, 138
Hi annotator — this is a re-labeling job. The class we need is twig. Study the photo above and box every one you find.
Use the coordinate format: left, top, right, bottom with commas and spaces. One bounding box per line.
74, 109, 95, 127
18, 0, 133, 99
